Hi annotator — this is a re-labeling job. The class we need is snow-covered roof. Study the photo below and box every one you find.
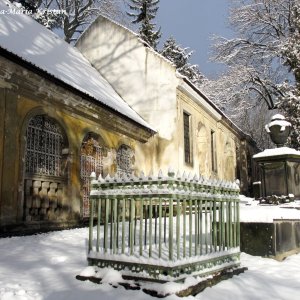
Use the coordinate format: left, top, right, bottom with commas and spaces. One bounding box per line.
0, 0, 154, 132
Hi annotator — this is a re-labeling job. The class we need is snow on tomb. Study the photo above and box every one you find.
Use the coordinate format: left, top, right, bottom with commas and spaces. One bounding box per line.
244, 115, 300, 259
84, 168, 243, 285
253, 114, 300, 202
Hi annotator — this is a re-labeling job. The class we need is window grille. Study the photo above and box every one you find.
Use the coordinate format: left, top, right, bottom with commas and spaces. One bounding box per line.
25, 115, 64, 177
80, 137, 104, 218
116, 144, 134, 177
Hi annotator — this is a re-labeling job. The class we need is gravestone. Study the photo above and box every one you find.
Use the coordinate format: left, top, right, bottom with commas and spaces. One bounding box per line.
253, 114, 300, 199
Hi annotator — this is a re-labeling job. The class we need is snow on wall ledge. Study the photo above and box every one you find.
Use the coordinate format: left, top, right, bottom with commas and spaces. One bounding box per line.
240, 203, 300, 223
253, 147, 300, 159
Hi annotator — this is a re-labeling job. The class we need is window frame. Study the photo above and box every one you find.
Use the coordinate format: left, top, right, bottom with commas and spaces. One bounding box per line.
25, 115, 65, 178
183, 111, 193, 165
211, 129, 217, 173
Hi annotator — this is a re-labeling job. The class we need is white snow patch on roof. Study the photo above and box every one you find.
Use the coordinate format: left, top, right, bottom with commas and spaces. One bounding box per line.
253, 147, 300, 159
0, 0, 154, 131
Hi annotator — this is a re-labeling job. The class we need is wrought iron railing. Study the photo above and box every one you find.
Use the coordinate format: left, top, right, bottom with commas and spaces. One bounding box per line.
88, 169, 240, 281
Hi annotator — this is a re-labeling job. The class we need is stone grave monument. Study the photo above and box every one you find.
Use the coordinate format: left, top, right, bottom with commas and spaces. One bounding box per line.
253, 114, 300, 202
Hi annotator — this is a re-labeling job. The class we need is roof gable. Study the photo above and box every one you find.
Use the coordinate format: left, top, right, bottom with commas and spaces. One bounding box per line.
77, 14, 176, 70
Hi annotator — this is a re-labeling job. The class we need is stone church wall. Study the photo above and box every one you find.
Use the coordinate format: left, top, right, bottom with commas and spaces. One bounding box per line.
76, 16, 258, 193
0, 56, 150, 234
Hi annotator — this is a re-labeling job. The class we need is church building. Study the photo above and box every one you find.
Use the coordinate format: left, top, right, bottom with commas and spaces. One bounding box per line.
76, 15, 258, 195
0, 1, 257, 234
0, 0, 154, 234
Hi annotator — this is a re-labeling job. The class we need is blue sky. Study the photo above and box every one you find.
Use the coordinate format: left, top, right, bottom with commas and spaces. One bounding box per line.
156, 0, 234, 78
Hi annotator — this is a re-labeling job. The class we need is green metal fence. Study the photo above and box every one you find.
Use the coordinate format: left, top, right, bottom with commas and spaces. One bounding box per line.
88, 169, 241, 282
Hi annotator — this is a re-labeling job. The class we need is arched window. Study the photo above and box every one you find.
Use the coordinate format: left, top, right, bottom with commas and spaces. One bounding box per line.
23, 115, 67, 222
25, 115, 65, 177
116, 144, 134, 177
80, 133, 106, 217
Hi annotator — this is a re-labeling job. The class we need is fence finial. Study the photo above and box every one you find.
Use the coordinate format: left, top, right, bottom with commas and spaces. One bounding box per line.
158, 169, 163, 179
130, 174, 137, 181
148, 170, 154, 180
199, 175, 204, 183
168, 167, 175, 178
98, 174, 104, 182
87, 168, 241, 279
139, 171, 145, 180
121, 172, 128, 181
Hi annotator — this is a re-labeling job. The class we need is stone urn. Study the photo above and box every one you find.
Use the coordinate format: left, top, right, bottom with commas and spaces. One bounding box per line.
253, 114, 300, 199
265, 114, 291, 147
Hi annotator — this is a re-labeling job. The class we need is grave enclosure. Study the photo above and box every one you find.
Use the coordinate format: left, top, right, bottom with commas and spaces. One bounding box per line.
87, 170, 241, 282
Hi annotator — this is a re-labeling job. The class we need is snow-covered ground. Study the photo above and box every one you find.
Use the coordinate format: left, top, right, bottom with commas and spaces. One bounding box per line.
240, 196, 300, 223
0, 227, 300, 300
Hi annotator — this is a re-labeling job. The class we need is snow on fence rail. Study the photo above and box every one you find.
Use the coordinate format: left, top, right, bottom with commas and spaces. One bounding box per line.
87, 169, 241, 281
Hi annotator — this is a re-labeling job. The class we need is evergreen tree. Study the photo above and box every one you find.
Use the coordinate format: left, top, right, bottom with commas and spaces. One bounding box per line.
161, 37, 205, 87
126, 0, 161, 49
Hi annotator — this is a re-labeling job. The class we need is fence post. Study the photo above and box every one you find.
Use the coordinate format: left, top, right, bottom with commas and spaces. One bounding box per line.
89, 172, 96, 253
169, 196, 174, 261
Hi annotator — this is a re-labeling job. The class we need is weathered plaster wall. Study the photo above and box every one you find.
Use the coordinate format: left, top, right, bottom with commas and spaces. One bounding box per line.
176, 85, 238, 181
0, 88, 5, 221
76, 16, 258, 188
77, 17, 179, 140
0, 89, 20, 225
0, 56, 148, 231
76, 16, 181, 175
